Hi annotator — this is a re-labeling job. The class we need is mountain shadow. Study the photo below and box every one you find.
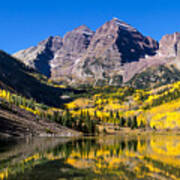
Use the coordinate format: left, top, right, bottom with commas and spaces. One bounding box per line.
0, 50, 81, 107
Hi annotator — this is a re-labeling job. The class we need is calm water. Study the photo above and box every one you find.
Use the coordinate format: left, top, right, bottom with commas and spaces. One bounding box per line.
1, 134, 180, 180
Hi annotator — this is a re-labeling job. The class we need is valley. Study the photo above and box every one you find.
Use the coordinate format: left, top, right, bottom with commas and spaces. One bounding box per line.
0, 15, 180, 180
0, 18, 180, 137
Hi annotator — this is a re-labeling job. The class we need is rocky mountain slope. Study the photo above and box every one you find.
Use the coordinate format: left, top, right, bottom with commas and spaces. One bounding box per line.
128, 32, 180, 88
13, 18, 180, 87
13, 36, 63, 77
70, 18, 158, 85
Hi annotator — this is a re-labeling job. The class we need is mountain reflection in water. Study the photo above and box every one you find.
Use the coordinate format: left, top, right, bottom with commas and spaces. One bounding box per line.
1, 134, 180, 180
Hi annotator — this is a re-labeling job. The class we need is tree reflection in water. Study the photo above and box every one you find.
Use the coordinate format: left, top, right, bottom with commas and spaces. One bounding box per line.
1, 135, 180, 179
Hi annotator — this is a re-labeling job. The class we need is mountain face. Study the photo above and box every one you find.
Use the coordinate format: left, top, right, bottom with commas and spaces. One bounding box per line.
71, 18, 159, 85
127, 32, 180, 88
50, 25, 94, 81
158, 32, 180, 69
158, 32, 180, 58
13, 36, 63, 77
13, 18, 180, 87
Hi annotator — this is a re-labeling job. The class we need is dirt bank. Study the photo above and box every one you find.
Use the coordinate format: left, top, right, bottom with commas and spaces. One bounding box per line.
0, 104, 82, 139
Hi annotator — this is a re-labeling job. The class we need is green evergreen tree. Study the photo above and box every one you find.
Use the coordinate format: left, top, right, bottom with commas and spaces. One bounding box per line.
127, 117, 132, 127
119, 117, 126, 127
131, 116, 138, 129
94, 110, 97, 118
110, 110, 113, 118
116, 111, 120, 120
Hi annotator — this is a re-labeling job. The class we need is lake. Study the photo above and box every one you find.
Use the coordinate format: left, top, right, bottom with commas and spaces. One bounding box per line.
1, 134, 180, 180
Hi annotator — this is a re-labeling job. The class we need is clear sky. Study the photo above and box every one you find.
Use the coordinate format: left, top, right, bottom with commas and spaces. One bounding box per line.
0, 0, 179, 53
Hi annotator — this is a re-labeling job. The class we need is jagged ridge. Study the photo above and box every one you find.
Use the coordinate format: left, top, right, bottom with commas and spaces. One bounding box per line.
13, 18, 180, 88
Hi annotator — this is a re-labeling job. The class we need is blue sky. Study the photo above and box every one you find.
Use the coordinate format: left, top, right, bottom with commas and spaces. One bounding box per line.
0, 0, 179, 53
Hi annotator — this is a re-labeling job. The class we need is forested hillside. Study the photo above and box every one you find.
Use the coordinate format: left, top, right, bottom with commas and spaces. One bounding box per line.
1, 48, 180, 137
0, 50, 82, 107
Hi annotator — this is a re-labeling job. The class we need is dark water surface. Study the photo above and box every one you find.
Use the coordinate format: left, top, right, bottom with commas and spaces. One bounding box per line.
1, 134, 180, 180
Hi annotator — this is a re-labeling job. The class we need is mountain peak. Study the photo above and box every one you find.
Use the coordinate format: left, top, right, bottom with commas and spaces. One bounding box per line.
13, 19, 168, 87
75, 25, 90, 30
111, 17, 124, 23
38, 36, 62, 45
73, 25, 94, 35
158, 32, 180, 57
108, 18, 137, 32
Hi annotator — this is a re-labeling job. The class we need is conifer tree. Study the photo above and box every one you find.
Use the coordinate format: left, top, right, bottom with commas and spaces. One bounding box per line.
119, 117, 126, 127
110, 110, 113, 119
127, 117, 132, 127
132, 116, 138, 129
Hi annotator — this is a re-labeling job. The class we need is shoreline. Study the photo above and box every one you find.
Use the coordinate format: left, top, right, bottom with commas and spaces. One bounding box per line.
2, 128, 180, 141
